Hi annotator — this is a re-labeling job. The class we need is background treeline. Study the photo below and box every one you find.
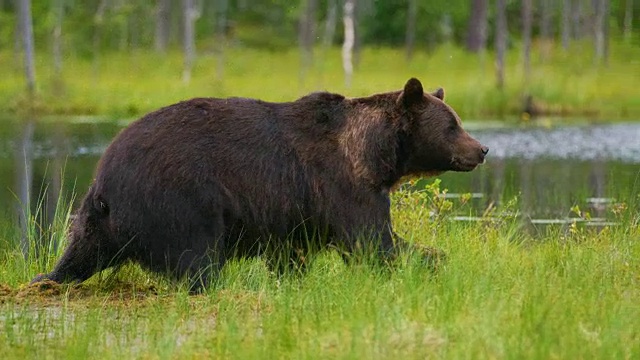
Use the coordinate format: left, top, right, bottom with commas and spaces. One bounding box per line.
1, 0, 637, 56
2, 0, 639, 119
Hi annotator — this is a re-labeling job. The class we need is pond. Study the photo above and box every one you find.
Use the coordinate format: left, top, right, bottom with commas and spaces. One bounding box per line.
1, 117, 639, 235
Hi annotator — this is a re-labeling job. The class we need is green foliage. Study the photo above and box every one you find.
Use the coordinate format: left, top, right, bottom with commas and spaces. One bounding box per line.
361, 0, 470, 46
2, 0, 639, 52
1, 1, 638, 119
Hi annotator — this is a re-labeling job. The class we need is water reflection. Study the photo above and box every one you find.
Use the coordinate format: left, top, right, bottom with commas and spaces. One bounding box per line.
472, 122, 640, 161
0, 120, 639, 242
1, 118, 121, 253
438, 158, 638, 218
13, 119, 34, 256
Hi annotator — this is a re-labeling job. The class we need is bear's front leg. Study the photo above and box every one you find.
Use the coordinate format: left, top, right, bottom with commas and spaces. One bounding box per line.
332, 193, 446, 268
331, 194, 397, 260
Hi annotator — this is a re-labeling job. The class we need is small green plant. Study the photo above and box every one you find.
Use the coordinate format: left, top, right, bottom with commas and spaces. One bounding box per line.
425, 179, 454, 215
570, 204, 591, 220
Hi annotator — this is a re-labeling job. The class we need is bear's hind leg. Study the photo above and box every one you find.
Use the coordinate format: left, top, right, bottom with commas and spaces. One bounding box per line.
168, 226, 227, 294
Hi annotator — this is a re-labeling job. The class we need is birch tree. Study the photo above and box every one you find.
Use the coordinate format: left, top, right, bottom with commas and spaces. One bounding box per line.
539, 0, 553, 60
214, 0, 228, 81
571, 0, 583, 40
183, 0, 198, 84
522, 0, 532, 85
540, 0, 552, 40
466, 0, 488, 53
52, 0, 64, 80
561, 0, 571, 49
155, 0, 171, 53
342, 0, 355, 88
14, 120, 35, 258
298, 0, 317, 83
594, 0, 609, 64
18, 0, 36, 96
495, 0, 507, 90
624, 0, 633, 40
322, 0, 338, 48
93, 0, 109, 76
405, 0, 417, 60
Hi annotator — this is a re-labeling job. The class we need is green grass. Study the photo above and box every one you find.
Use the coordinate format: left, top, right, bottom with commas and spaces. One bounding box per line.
0, 184, 639, 359
1, 40, 640, 120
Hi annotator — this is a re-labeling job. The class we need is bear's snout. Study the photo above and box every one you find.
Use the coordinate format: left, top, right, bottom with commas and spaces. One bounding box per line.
450, 136, 488, 172
479, 145, 489, 163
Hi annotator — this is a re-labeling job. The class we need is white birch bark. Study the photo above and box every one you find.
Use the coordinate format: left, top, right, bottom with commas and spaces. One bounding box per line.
342, 0, 355, 88
18, 0, 36, 95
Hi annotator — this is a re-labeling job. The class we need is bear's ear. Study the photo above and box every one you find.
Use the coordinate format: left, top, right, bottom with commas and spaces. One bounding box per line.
400, 78, 424, 107
432, 88, 444, 101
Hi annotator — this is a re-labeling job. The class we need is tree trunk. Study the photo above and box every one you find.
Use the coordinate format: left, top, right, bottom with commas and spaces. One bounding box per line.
571, 0, 582, 40
214, 0, 228, 81
52, 0, 64, 78
182, 0, 197, 84
540, 0, 552, 39
93, 0, 109, 77
46, 124, 66, 253
117, 0, 129, 51
322, 0, 338, 48
466, 0, 488, 52
624, 0, 633, 40
603, 0, 609, 65
353, 0, 365, 67
519, 160, 532, 221
562, 0, 571, 49
18, 0, 36, 96
298, 0, 317, 84
539, 0, 553, 61
130, 7, 140, 50
405, 0, 417, 60
14, 120, 35, 258
342, 0, 355, 88
495, 0, 507, 90
572, 0, 583, 40
594, 0, 607, 64
588, 160, 606, 218
155, 0, 171, 53
522, 0, 532, 86
488, 158, 505, 211
14, 13, 21, 71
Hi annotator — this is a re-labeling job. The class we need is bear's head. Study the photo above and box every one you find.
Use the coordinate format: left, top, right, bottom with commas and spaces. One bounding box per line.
397, 78, 488, 177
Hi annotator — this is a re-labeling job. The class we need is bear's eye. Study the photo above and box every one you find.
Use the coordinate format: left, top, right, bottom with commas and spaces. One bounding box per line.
448, 123, 458, 133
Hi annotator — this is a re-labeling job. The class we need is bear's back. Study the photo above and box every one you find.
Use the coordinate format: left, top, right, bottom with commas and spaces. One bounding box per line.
93, 94, 353, 239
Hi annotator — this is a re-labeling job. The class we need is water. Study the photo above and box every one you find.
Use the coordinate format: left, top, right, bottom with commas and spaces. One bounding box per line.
1, 118, 639, 232
437, 122, 640, 220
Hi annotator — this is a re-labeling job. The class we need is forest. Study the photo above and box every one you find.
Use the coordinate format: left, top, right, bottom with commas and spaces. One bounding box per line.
2, 0, 639, 118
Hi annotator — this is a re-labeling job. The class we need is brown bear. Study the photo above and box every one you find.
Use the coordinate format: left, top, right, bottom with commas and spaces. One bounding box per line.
32, 78, 487, 291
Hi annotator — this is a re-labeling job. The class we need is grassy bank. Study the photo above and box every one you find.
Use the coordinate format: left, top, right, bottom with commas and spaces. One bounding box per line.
0, 185, 639, 359
1, 41, 640, 120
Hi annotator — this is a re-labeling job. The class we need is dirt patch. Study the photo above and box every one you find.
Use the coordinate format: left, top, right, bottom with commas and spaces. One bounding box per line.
0, 283, 13, 304
0, 280, 161, 307
17, 279, 62, 298
94, 279, 159, 302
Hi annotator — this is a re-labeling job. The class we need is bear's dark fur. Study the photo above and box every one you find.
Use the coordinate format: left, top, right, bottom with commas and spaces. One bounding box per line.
32, 78, 488, 291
